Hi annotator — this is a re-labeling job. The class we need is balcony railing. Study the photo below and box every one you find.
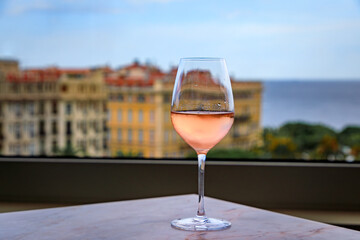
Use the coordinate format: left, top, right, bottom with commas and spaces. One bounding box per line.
1, 157, 360, 230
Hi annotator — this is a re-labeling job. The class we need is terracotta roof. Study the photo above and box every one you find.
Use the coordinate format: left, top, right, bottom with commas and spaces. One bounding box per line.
107, 62, 166, 87
5, 67, 91, 83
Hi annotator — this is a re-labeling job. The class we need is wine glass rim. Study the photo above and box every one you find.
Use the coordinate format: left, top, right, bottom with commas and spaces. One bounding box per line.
180, 57, 225, 61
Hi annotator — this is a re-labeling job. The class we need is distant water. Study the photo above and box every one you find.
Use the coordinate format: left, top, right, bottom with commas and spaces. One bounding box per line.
262, 81, 360, 130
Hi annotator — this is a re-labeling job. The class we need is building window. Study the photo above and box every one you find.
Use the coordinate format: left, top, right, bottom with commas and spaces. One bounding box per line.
37, 83, 43, 92
138, 129, 143, 143
29, 143, 35, 155
10, 84, 20, 93
117, 94, 124, 102
28, 102, 35, 116
103, 119, 107, 132
128, 110, 133, 122
83, 103, 87, 115
137, 94, 145, 103
138, 110, 143, 123
117, 110, 122, 121
40, 140, 45, 155
61, 85, 68, 93
26, 83, 33, 93
150, 110, 155, 123
52, 101, 58, 114
38, 101, 45, 115
107, 131, 111, 141
52, 121, 57, 135
103, 137, 108, 150
15, 103, 21, 117
29, 122, 35, 138
127, 95, 132, 103
94, 139, 99, 151
14, 122, 21, 139
103, 102, 107, 113
81, 121, 87, 135
128, 129, 132, 143
95, 121, 100, 133
15, 144, 21, 155
39, 120, 45, 137
52, 141, 57, 153
66, 121, 72, 135
117, 128, 122, 141
66, 102, 72, 115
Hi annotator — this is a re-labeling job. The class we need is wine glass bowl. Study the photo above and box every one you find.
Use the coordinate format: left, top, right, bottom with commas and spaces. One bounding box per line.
170, 57, 234, 231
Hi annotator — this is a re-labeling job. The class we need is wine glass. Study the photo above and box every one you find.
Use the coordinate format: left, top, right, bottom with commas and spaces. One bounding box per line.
170, 57, 234, 231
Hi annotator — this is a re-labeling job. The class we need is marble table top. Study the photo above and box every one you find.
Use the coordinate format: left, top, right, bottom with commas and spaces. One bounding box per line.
0, 194, 359, 240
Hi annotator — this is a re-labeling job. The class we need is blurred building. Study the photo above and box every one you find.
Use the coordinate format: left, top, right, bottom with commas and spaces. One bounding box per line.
225, 81, 263, 149
106, 62, 184, 158
106, 62, 263, 158
0, 60, 108, 156
0, 59, 262, 158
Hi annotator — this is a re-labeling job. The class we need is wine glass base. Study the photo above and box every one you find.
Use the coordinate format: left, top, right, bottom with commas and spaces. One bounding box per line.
171, 216, 231, 231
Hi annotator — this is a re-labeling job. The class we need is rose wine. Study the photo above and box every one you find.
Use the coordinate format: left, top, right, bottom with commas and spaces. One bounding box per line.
171, 111, 234, 154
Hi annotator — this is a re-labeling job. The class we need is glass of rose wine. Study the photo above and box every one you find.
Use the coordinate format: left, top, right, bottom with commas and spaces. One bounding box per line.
170, 57, 234, 231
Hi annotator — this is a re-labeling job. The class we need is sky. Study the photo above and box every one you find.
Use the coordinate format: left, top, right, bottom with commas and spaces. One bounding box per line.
0, 0, 360, 79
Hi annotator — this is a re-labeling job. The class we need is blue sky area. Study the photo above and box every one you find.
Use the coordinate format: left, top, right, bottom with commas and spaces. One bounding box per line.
0, 0, 360, 79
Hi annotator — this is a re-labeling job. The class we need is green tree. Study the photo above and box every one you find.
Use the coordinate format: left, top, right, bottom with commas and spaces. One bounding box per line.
316, 135, 340, 160
55, 144, 81, 157
185, 148, 261, 159
266, 134, 297, 159
278, 122, 336, 152
351, 145, 360, 160
338, 126, 360, 147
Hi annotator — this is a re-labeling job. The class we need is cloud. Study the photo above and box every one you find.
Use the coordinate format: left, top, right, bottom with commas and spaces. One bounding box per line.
5, 0, 53, 15
3, 0, 122, 15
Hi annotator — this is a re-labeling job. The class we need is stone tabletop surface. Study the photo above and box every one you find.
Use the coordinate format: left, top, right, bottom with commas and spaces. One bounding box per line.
0, 194, 359, 240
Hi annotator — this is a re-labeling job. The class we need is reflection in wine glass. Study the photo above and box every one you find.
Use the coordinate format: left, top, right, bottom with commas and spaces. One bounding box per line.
171, 58, 234, 231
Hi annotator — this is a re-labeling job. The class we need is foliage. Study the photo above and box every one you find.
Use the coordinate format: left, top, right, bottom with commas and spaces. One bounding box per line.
185, 122, 360, 161
265, 134, 297, 159
55, 145, 82, 157
116, 150, 142, 157
338, 126, 360, 147
186, 148, 261, 159
277, 122, 336, 152
207, 149, 261, 159
315, 135, 340, 159
351, 145, 360, 160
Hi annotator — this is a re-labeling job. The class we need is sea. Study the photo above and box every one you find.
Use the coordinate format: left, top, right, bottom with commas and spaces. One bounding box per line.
262, 81, 360, 130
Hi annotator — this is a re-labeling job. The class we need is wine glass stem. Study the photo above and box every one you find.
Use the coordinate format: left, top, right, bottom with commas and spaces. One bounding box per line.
197, 153, 206, 217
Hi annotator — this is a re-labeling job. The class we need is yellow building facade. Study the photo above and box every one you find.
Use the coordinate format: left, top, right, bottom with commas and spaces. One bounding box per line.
221, 81, 263, 150
0, 60, 108, 157
107, 63, 263, 158
107, 66, 184, 158
0, 59, 262, 158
